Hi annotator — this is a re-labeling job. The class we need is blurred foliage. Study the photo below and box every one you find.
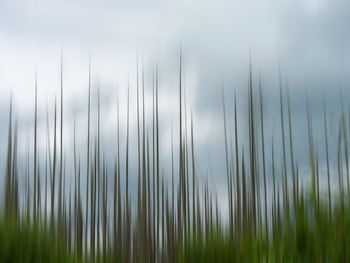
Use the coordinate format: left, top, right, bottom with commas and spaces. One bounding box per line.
179, 197, 350, 262
0, 216, 77, 263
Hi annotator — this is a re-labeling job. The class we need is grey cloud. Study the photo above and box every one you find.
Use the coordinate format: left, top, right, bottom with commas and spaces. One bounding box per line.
1, 0, 350, 203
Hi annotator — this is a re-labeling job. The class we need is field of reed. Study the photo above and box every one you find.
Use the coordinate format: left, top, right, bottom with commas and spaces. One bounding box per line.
1, 54, 350, 262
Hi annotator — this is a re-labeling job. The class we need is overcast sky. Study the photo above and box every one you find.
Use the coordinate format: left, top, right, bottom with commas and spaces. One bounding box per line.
1, 0, 350, 215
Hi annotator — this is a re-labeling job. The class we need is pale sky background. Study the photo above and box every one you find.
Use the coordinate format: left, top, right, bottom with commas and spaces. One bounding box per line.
1, 0, 350, 217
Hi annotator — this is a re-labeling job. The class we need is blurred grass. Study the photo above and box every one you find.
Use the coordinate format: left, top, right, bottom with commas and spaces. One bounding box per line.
0, 216, 77, 262
2, 55, 350, 262
179, 197, 350, 262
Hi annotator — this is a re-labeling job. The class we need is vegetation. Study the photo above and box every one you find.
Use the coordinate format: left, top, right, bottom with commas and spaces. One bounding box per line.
1, 53, 350, 262
0, 217, 76, 262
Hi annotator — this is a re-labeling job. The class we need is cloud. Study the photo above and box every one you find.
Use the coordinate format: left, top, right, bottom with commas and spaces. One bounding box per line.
0, 0, 350, 207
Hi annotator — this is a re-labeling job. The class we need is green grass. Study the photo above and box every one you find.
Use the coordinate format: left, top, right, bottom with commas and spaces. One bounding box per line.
180, 197, 350, 262
2, 54, 350, 262
0, 216, 76, 262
